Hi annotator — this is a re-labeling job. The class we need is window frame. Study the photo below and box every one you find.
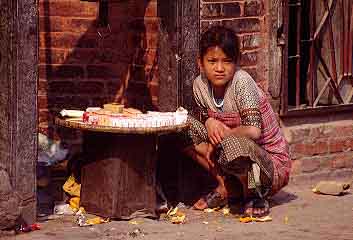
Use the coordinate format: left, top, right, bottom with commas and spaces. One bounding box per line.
280, 0, 353, 117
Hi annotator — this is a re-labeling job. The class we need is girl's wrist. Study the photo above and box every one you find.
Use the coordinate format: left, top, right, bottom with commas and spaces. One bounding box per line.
205, 117, 215, 127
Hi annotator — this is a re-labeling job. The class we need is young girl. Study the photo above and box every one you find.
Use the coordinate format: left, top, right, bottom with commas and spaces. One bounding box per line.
183, 26, 291, 217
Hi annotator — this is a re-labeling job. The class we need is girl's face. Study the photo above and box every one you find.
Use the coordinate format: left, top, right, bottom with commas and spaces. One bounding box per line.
199, 46, 236, 89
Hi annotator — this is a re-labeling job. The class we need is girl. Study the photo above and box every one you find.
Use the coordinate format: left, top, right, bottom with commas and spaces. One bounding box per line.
183, 26, 291, 217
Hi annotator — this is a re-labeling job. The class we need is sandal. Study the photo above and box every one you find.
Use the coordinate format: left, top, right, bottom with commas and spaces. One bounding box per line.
193, 191, 228, 210
243, 198, 270, 217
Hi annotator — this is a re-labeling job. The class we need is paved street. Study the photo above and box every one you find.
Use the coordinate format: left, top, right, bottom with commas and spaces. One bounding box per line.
2, 170, 353, 240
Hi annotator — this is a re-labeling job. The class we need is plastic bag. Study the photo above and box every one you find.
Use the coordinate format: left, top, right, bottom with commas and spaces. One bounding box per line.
38, 133, 69, 166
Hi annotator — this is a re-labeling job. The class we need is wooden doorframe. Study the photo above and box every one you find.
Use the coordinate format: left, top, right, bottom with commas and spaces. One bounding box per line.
158, 0, 200, 113
0, 0, 38, 224
178, 0, 200, 113
157, 0, 201, 204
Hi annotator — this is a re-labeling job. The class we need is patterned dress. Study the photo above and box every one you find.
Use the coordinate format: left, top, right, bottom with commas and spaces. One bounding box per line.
187, 69, 291, 196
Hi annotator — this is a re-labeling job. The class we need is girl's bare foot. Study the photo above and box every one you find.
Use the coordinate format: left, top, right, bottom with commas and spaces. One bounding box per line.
193, 184, 228, 210
244, 199, 270, 217
193, 197, 208, 210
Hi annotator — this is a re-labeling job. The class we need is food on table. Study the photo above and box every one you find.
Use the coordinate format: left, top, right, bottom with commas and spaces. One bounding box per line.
60, 109, 85, 118
81, 106, 188, 128
103, 103, 124, 113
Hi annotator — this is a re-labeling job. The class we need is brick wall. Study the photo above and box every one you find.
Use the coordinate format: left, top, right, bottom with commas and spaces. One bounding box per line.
38, 0, 159, 136
284, 120, 353, 175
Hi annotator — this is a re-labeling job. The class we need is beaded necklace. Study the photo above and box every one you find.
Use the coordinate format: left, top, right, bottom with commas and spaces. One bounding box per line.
211, 87, 224, 109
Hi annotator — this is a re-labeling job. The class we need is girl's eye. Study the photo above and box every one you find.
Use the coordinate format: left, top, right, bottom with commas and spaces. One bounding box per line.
208, 59, 216, 63
224, 59, 232, 63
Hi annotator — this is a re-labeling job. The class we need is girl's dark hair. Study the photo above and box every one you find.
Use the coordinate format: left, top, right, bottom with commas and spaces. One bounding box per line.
200, 26, 240, 63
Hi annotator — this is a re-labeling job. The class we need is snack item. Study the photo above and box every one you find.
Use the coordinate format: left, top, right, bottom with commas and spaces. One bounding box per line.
82, 106, 188, 127
123, 108, 143, 115
103, 103, 124, 113
60, 109, 84, 118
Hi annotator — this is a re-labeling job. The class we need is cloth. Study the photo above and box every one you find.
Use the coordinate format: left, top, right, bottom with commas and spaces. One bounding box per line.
190, 69, 291, 195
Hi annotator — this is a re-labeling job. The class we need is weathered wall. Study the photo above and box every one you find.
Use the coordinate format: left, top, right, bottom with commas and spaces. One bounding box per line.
0, 0, 38, 226
38, 0, 160, 136
284, 117, 353, 176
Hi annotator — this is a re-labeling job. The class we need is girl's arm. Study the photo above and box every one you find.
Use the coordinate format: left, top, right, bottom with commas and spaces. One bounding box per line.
233, 71, 262, 141
205, 117, 261, 145
226, 125, 261, 140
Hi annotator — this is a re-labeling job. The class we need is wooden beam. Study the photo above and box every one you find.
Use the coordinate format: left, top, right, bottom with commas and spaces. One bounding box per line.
280, 0, 289, 116
280, 103, 353, 117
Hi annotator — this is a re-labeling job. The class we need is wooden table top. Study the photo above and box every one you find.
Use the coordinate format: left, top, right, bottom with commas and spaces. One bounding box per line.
55, 117, 189, 135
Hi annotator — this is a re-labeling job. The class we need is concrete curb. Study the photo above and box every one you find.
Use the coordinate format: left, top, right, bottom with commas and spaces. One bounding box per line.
289, 168, 353, 187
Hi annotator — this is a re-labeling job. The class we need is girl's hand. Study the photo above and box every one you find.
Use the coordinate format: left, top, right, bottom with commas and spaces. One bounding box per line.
205, 118, 230, 145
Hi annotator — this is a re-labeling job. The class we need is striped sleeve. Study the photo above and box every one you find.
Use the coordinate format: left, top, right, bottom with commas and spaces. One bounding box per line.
234, 71, 262, 129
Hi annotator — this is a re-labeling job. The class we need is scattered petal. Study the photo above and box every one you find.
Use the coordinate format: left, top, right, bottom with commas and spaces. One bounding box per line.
239, 216, 272, 223
77, 213, 109, 227
239, 217, 253, 223
204, 208, 215, 213
222, 207, 230, 216
256, 216, 272, 222
129, 220, 140, 225
203, 207, 220, 213
167, 207, 178, 216
165, 207, 186, 224
86, 217, 110, 225
170, 215, 186, 224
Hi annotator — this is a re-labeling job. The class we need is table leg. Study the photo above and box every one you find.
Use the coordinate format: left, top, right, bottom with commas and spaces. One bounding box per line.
80, 132, 157, 219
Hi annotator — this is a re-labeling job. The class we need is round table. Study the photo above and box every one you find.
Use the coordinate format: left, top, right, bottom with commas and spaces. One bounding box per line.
55, 117, 189, 219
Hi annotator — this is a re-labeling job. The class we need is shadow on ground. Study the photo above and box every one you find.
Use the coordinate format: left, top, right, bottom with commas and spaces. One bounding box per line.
271, 190, 298, 207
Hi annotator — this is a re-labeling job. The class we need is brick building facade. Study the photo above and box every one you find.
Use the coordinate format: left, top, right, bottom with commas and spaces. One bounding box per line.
38, 0, 160, 135
38, 0, 353, 176
0, 0, 351, 227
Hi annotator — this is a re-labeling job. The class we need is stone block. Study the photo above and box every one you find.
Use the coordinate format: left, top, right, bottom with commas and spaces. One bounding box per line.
39, 64, 84, 80
239, 51, 258, 66
244, 0, 265, 16
39, 0, 98, 17
223, 18, 261, 33
239, 34, 262, 50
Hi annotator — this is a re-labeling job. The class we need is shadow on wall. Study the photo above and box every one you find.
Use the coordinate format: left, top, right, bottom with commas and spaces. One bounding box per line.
39, 0, 157, 138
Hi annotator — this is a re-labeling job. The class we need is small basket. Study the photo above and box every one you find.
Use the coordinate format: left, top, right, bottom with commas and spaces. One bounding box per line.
55, 117, 189, 135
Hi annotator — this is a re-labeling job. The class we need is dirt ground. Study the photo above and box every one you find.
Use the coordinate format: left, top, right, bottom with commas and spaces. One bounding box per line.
2, 170, 353, 240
